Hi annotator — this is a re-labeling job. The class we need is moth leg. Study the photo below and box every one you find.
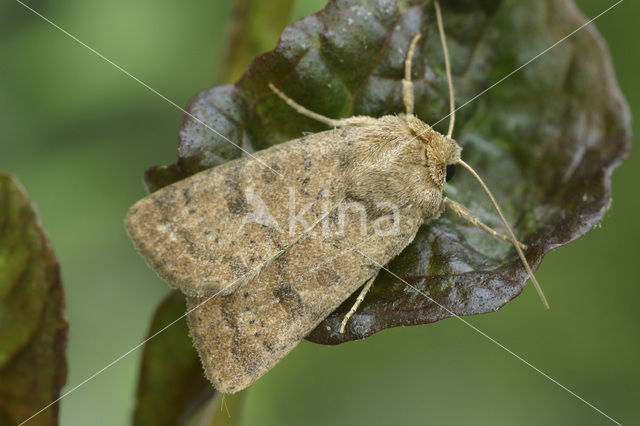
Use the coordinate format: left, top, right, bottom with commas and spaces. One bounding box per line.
339, 270, 380, 334
402, 34, 421, 115
443, 197, 527, 250
268, 83, 376, 128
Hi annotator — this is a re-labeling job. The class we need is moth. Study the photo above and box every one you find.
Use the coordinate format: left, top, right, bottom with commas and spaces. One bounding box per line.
126, 1, 547, 394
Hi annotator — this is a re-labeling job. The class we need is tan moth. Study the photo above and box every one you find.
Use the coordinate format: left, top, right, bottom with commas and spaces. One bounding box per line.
126, 1, 548, 393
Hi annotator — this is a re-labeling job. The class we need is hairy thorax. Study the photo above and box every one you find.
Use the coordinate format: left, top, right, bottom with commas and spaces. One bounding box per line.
341, 115, 461, 222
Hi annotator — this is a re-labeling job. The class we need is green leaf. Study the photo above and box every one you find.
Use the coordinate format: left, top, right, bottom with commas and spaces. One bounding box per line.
133, 290, 214, 426
144, 0, 630, 346
0, 171, 68, 426
218, 0, 297, 85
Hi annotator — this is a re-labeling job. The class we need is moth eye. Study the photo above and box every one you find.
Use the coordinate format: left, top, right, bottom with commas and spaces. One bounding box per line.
445, 164, 456, 182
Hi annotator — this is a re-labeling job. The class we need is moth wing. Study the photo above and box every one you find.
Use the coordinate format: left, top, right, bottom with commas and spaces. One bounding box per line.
126, 130, 349, 297
187, 204, 422, 393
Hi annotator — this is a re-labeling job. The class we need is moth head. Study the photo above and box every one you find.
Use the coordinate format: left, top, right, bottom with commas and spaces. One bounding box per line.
405, 115, 462, 188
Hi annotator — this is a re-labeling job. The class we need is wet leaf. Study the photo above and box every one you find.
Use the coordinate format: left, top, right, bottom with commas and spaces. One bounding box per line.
133, 290, 214, 426
0, 171, 68, 425
144, 0, 630, 345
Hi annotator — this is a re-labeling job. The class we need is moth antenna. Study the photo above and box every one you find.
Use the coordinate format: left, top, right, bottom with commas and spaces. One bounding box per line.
434, 0, 455, 138
457, 159, 550, 309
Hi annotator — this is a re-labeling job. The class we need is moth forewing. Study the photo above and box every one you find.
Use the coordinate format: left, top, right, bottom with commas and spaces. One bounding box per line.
187, 199, 423, 393
126, 130, 349, 298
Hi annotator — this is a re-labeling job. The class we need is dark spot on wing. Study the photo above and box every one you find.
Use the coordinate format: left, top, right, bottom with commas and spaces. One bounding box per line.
273, 284, 305, 317
223, 173, 247, 214
243, 361, 259, 376
262, 341, 275, 353
223, 254, 249, 278
227, 196, 246, 214
319, 268, 341, 287
183, 187, 191, 205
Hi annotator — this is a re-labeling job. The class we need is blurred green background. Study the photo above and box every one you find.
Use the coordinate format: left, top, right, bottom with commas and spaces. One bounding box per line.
1, 0, 637, 425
